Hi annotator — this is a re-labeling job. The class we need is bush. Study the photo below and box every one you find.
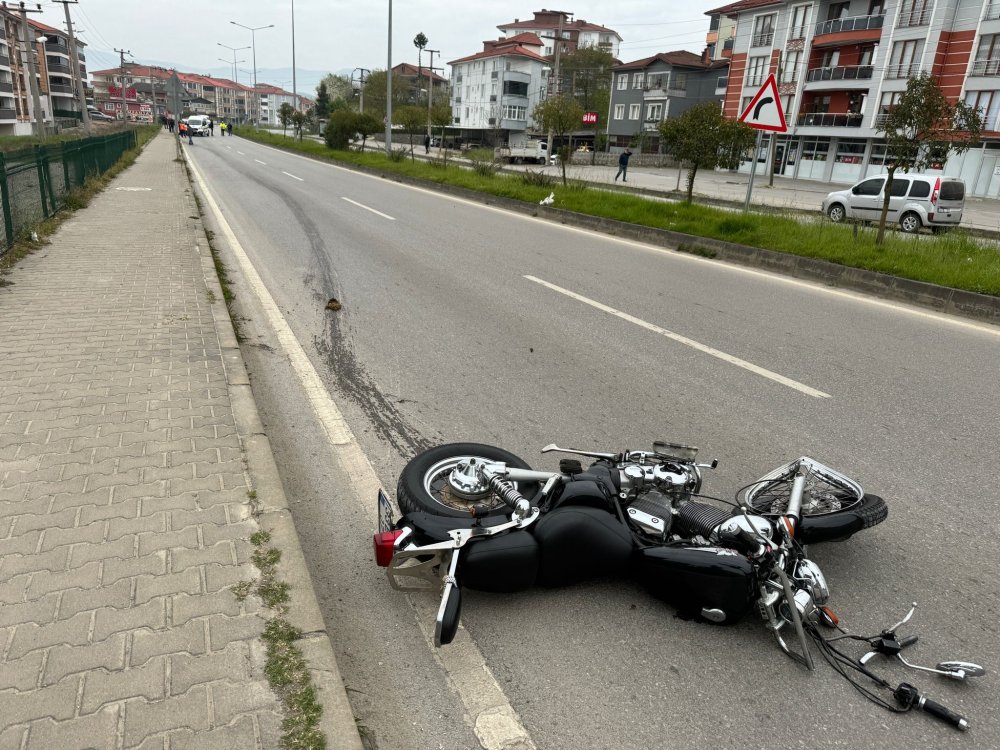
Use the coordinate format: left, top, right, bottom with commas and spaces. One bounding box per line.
470, 156, 499, 177
324, 110, 358, 150
519, 169, 555, 187
387, 147, 407, 162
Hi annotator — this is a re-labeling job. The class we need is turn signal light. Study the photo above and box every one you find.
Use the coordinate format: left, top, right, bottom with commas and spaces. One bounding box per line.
374, 529, 403, 567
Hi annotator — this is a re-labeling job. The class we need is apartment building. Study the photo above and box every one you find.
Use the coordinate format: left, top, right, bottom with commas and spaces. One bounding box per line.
607, 51, 730, 150
254, 84, 298, 126
497, 9, 623, 58
709, 0, 1000, 197
0, 13, 87, 136
448, 33, 551, 143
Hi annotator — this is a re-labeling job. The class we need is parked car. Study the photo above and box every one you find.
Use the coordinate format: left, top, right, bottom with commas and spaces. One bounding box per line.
822, 174, 965, 233
87, 109, 114, 122
186, 115, 211, 136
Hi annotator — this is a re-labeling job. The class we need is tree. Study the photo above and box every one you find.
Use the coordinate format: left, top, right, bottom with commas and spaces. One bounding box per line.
532, 95, 584, 185
314, 81, 331, 119
430, 102, 452, 161
353, 112, 381, 152
278, 102, 295, 136
873, 72, 983, 244
658, 102, 756, 203
325, 110, 358, 150
413, 33, 429, 105
393, 105, 425, 160
291, 110, 306, 140
362, 69, 409, 121
318, 73, 354, 104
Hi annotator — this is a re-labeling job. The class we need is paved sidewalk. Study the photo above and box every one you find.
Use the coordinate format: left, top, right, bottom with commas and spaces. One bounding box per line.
0, 133, 361, 749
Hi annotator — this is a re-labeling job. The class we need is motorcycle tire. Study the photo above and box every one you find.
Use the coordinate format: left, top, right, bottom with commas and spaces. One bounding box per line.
397, 443, 541, 519
797, 493, 888, 544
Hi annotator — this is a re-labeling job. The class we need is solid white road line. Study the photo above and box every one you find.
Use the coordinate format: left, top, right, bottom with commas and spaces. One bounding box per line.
185, 152, 535, 750
248, 139, 1000, 338
525, 275, 832, 399
281, 170, 304, 181
340, 197, 395, 220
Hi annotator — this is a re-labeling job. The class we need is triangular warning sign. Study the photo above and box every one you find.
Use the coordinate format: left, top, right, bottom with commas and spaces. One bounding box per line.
738, 73, 787, 132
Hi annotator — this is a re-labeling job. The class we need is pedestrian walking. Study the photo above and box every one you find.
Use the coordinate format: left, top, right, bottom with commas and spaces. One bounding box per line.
179, 120, 192, 145
614, 148, 632, 182
220, 121, 227, 136
167, 117, 175, 133
209, 119, 214, 136
424, 134, 431, 154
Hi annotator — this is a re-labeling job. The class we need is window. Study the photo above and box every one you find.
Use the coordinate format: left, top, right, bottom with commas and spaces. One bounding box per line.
868, 0, 886, 16
828, 2, 850, 20
614, 103, 625, 119
908, 181, 931, 198
897, 0, 933, 26
544, 46, 552, 55
502, 105, 527, 120
617, 73, 628, 90
859, 45, 876, 66
889, 179, 911, 197
646, 103, 663, 121
854, 178, 884, 196
801, 139, 830, 161
745, 56, 767, 87
835, 139, 866, 164
887, 39, 922, 78
790, 5, 811, 38
781, 50, 801, 83
672, 71, 687, 90
752, 14, 776, 47
632, 72, 644, 88
965, 90, 1000, 130
628, 103, 640, 119
973, 34, 1000, 76
646, 73, 666, 90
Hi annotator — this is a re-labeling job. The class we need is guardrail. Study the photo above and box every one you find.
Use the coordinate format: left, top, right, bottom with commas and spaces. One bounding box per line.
0, 130, 137, 254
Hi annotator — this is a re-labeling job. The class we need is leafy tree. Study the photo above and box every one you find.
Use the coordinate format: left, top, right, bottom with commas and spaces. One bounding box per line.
362, 69, 409, 120
658, 102, 756, 203
325, 110, 358, 150
353, 112, 381, 152
430, 102, 452, 161
291, 110, 306, 140
278, 102, 295, 136
533, 95, 584, 185
393, 105, 425, 160
559, 47, 615, 112
873, 72, 983, 244
329, 98, 350, 113
314, 81, 331, 119
318, 74, 354, 104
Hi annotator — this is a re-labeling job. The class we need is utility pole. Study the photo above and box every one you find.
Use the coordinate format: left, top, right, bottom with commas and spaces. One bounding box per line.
10, 1, 45, 137
545, 10, 571, 164
52, 0, 90, 133
115, 48, 130, 123
353, 67, 370, 113
290, 0, 298, 110
425, 49, 439, 139
768, 50, 783, 187
385, 0, 393, 153
148, 72, 157, 125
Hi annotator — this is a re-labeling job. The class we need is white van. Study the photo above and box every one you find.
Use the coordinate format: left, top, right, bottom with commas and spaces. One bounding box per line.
822, 174, 965, 233
186, 115, 211, 136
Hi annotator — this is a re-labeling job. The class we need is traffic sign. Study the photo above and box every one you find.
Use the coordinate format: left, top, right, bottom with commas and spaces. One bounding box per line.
738, 73, 787, 133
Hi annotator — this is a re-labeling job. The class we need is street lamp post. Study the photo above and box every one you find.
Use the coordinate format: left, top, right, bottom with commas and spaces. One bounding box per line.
291, 0, 298, 110
385, 0, 392, 154
218, 57, 244, 83
425, 49, 439, 140
217, 43, 250, 85
231, 20, 273, 123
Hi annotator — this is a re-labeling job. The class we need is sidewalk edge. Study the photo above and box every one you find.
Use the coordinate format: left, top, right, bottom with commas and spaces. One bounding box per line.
179, 139, 365, 750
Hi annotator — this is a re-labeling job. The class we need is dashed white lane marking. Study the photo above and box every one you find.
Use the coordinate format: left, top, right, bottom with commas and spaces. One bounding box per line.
184, 152, 535, 750
281, 170, 304, 181
254, 159, 267, 165
525, 275, 832, 399
340, 197, 395, 220
237, 150, 246, 155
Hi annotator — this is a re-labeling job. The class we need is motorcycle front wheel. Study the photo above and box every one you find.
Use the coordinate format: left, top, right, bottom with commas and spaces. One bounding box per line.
396, 443, 541, 519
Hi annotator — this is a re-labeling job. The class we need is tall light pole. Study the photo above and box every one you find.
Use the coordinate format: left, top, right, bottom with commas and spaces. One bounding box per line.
218, 57, 244, 83
385, 0, 392, 153
290, 0, 298, 110
217, 43, 249, 85
230, 21, 273, 90
425, 49, 439, 139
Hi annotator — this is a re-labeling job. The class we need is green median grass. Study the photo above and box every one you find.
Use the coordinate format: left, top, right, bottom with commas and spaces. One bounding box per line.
240, 128, 1000, 297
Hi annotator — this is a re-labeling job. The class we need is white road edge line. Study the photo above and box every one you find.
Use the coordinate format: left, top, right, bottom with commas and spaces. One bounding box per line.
254, 159, 267, 165
281, 170, 304, 181
249, 140, 1000, 338
341, 196, 395, 220
525, 275, 832, 399
184, 152, 535, 750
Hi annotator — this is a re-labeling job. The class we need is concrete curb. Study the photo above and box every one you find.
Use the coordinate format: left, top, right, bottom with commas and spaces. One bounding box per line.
252, 134, 1000, 325
179, 139, 365, 750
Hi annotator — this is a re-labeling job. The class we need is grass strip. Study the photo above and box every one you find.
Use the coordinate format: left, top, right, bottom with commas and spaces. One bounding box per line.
240, 128, 1000, 297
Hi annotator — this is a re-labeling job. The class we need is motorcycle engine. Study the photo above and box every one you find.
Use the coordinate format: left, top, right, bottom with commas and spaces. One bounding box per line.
628, 488, 674, 538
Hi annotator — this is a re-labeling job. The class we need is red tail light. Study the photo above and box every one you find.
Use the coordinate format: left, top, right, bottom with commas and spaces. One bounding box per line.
931, 178, 940, 206
374, 529, 403, 566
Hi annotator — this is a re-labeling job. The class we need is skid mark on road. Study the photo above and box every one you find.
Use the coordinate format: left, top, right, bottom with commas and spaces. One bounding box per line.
525, 275, 831, 399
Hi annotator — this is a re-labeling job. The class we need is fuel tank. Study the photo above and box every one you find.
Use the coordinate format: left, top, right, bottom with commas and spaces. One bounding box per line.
634, 545, 756, 624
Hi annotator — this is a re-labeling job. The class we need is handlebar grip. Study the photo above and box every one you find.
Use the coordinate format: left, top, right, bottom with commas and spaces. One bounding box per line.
898, 634, 919, 649
920, 697, 969, 731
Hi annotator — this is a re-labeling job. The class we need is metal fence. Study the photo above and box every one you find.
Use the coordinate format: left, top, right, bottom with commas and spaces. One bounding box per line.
0, 129, 138, 254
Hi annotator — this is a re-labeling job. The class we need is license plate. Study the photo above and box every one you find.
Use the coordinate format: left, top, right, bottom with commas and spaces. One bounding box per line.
377, 489, 393, 533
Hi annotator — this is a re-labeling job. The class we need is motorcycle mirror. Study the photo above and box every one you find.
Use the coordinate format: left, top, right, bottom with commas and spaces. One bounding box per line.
434, 580, 462, 647
936, 661, 987, 680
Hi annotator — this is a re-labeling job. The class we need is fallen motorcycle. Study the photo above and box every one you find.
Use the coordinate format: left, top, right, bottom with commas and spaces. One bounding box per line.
374, 441, 985, 730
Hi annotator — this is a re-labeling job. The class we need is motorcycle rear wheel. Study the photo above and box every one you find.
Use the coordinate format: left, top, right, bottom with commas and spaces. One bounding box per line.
397, 443, 541, 519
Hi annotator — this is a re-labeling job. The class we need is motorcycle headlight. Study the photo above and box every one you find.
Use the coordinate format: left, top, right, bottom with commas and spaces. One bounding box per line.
795, 559, 829, 605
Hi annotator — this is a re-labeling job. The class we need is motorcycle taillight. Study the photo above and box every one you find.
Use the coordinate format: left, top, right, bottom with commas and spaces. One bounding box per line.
373, 529, 403, 567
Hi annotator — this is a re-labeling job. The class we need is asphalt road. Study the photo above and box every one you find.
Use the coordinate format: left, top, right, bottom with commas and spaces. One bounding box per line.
186, 134, 999, 750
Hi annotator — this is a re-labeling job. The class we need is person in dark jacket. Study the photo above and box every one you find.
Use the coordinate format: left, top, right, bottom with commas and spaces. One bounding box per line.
614, 148, 632, 182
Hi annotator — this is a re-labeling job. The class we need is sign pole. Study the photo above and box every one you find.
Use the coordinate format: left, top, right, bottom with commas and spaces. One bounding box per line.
743, 129, 763, 212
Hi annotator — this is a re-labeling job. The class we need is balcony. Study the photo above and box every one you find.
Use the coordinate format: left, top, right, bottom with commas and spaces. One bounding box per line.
805, 64, 874, 82
970, 59, 1000, 76
797, 112, 864, 127
47, 61, 72, 75
0, 81, 12, 93
78, 51, 85, 62
0, 107, 14, 120
885, 62, 922, 79
504, 70, 531, 85
0, 53, 9, 68
897, 7, 933, 27
813, 14, 884, 45
49, 83, 75, 96
750, 31, 774, 48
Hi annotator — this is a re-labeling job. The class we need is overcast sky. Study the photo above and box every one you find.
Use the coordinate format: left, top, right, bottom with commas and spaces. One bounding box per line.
38, 0, 723, 87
